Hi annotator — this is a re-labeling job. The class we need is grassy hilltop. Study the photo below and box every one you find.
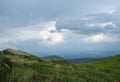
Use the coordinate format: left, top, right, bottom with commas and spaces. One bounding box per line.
0, 49, 120, 82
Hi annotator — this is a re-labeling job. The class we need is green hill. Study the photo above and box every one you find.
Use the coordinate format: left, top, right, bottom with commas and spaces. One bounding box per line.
67, 57, 109, 63
42, 55, 108, 63
42, 55, 64, 60
0, 49, 120, 82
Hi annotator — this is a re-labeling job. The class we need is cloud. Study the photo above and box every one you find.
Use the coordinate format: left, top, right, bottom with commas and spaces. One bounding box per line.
84, 34, 120, 43
56, 11, 120, 37
0, 22, 64, 46
56, 21, 118, 35
0, 38, 10, 44
88, 22, 115, 28
40, 26, 64, 45
1, 0, 120, 29
55, 11, 120, 44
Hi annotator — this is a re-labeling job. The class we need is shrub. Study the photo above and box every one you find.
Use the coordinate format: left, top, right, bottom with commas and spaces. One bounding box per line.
0, 56, 13, 82
0, 51, 3, 55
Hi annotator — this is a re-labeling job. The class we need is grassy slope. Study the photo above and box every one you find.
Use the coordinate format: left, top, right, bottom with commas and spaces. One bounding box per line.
0, 54, 120, 82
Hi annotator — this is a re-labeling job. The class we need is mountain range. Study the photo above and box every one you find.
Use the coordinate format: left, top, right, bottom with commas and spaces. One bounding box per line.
42, 55, 109, 63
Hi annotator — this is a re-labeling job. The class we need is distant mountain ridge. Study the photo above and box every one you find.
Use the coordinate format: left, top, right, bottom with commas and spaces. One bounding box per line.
67, 57, 109, 63
42, 55, 109, 63
0, 48, 112, 63
42, 55, 64, 60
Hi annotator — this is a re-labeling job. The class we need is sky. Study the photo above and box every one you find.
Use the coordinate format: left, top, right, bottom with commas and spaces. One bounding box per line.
0, 0, 120, 58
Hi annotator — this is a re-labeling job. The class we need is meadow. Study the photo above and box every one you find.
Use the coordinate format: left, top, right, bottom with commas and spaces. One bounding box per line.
0, 51, 120, 82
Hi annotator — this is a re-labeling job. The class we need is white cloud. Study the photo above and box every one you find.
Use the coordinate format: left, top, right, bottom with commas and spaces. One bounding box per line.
88, 22, 116, 28
84, 34, 119, 43
103, 9, 116, 14
0, 21, 64, 45
40, 31, 64, 45
0, 38, 10, 44
40, 23, 64, 45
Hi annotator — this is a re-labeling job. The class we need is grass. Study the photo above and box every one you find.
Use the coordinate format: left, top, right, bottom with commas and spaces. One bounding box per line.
0, 53, 120, 82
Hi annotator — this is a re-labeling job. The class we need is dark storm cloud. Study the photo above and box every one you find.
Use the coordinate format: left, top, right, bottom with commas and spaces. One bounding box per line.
56, 12, 120, 36
1, 0, 119, 29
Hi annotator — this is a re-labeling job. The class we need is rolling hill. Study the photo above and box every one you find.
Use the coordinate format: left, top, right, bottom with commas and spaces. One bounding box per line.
42, 55, 64, 60
0, 49, 120, 82
42, 55, 108, 63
